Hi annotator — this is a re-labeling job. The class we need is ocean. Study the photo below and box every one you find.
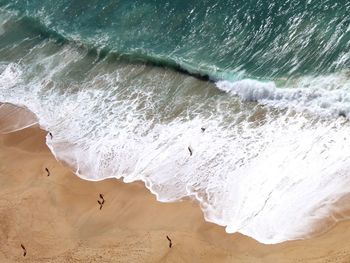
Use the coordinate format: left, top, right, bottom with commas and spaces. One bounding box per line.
0, 0, 350, 244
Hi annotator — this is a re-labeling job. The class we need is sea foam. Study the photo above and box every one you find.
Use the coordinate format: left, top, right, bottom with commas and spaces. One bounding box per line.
216, 74, 350, 119
2, 45, 350, 244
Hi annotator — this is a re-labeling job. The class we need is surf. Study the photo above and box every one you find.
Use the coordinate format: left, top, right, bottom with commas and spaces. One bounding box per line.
1, 1, 350, 80
1, 2, 350, 245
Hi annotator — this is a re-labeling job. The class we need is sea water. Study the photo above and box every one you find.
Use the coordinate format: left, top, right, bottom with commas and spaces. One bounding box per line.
0, 1, 350, 244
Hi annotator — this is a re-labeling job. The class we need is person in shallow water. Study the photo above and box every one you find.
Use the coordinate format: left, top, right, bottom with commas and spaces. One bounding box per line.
188, 146, 193, 156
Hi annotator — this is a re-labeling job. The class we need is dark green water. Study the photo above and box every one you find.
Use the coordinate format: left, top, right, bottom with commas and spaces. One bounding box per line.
1, 0, 350, 80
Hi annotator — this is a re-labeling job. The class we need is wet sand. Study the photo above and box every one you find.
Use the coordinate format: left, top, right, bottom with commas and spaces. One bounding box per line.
1, 120, 350, 262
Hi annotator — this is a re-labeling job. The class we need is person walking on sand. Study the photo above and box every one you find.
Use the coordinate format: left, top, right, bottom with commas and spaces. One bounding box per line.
166, 235, 172, 248
20, 244, 26, 257
99, 193, 105, 204
97, 194, 105, 210
97, 200, 103, 210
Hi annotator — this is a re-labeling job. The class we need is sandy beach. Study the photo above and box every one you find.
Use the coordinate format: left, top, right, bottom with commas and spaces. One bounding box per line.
1, 112, 350, 262
1, 0, 350, 260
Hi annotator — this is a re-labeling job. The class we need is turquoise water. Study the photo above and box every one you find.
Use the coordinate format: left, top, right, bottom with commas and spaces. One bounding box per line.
1, 2, 350, 244
1, 0, 350, 80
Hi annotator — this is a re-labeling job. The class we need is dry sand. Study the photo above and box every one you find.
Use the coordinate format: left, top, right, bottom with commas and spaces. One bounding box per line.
1, 118, 350, 262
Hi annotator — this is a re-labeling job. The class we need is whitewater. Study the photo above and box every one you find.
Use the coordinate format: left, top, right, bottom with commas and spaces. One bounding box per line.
1, 1, 350, 244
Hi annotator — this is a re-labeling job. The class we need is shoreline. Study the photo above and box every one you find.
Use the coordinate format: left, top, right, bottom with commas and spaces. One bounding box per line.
1, 110, 350, 261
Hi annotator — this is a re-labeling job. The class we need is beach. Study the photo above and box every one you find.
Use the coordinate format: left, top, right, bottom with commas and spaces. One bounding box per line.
1, 111, 350, 262
2, 1, 350, 261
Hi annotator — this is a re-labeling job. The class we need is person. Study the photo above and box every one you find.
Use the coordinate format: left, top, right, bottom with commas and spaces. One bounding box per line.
21, 244, 26, 257
166, 236, 172, 248
188, 146, 193, 156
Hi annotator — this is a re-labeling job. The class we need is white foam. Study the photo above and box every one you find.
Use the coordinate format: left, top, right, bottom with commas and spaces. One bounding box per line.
0, 63, 22, 89
216, 73, 350, 118
2, 44, 350, 244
